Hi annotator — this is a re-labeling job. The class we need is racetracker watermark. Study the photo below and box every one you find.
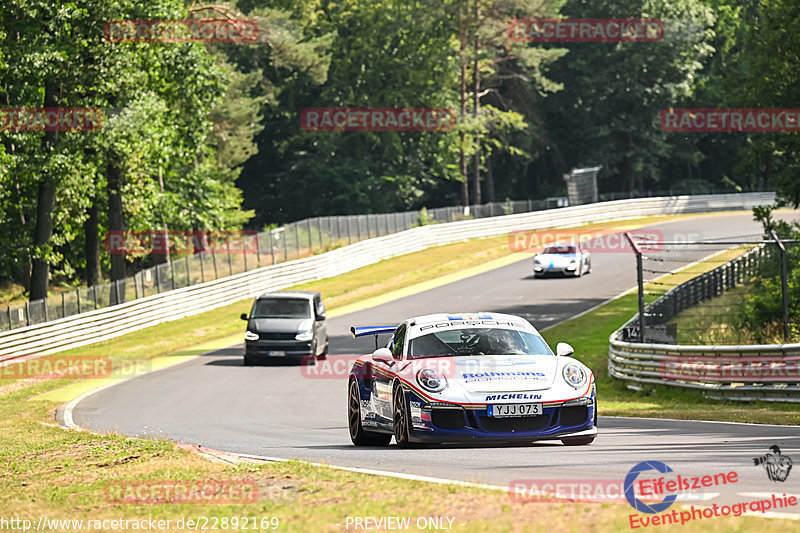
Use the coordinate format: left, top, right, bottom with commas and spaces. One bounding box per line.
660, 108, 800, 132
104, 481, 258, 504
300, 108, 456, 131
508, 229, 665, 253
104, 230, 258, 255
0, 108, 102, 131
509, 18, 663, 42
662, 357, 800, 382
103, 19, 258, 43
509, 479, 629, 503
301, 355, 458, 380
0, 356, 151, 380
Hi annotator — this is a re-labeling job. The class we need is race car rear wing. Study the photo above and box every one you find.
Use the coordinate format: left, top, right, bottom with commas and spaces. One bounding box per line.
350, 326, 397, 349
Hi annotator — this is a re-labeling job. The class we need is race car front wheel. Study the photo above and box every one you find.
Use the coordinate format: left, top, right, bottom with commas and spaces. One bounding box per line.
348, 379, 391, 446
393, 384, 413, 448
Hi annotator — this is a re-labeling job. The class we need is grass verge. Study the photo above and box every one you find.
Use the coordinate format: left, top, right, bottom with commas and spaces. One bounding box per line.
1, 382, 795, 531
540, 247, 800, 425
2, 212, 798, 530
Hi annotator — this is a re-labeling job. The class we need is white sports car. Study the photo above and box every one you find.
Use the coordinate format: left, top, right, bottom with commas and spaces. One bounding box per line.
533, 242, 591, 277
347, 312, 597, 447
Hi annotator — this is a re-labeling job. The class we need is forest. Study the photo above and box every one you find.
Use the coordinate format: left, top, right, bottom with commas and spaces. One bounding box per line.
1, 0, 798, 300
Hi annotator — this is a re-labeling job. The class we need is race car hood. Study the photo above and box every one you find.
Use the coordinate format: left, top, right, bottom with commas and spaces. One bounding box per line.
250, 317, 312, 333
450, 355, 558, 392
535, 253, 578, 267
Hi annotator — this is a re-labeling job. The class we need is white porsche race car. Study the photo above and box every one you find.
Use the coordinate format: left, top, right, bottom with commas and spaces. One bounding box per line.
533, 242, 591, 277
347, 312, 597, 447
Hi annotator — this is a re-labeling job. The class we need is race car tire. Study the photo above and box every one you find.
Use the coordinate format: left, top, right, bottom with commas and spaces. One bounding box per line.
348, 379, 391, 446
561, 436, 595, 446
243, 356, 255, 367
393, 383, 413, 448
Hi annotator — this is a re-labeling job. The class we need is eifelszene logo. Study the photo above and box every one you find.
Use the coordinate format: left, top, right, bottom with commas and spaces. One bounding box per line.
624, 461, 677, 514
753, 446, 792, 482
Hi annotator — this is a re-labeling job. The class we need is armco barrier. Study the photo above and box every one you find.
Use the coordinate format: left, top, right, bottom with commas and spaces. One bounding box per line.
609, 237, 800, 403
0, 193, 774, 363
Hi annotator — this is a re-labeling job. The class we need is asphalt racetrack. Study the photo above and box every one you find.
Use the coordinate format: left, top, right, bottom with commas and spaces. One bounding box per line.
67, 212, 800, 509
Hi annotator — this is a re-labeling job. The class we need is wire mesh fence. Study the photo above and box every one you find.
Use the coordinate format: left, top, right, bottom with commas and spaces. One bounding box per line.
1, 189, 768, 332
3, 200, 553, 331
624, 234, 798, 344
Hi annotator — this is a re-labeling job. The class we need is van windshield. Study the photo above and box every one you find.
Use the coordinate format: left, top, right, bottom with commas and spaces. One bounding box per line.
251, 298, 311, 318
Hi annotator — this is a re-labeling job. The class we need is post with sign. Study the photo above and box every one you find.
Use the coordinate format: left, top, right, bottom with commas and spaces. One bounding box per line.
770, 230, 790, 342
625, 232, 645, 343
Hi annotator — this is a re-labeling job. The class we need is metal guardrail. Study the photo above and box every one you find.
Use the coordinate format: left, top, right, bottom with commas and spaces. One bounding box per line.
609, 242, 800, 403
1, 188, 768, 332
1, 192, 774, 364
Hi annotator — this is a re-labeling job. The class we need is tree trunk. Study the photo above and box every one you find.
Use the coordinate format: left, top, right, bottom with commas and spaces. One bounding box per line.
621, 157, 635, 193
485, 155, 496, 202
151, 167, 170, 265
471, 0, 481, 205
84, 199, 100, 286
458, 0, 469, 206
107, 159, 126, 304
29, 78, 60, 301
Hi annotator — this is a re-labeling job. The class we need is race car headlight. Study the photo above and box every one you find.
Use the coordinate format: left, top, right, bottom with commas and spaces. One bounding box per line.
533, 257, 541, 264
562, 364, 587, 388
295, 329, 313, 341
244, 331, 259, 341
417, 368, 447, 393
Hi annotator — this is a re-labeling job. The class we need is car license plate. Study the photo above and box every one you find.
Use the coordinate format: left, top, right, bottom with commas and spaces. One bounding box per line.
267, 350, 286, 356
488, 403, 542, 418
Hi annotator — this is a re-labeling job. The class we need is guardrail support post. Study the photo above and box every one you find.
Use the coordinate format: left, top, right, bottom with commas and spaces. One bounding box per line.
624, 232, 645, 342
770, 230, 790, 342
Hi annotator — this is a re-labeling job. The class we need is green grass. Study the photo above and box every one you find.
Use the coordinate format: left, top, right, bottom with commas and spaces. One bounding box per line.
3, 212, 799, 529
1, 384, 795, 531
667, 283, 793, 345
541, 248, 800, 425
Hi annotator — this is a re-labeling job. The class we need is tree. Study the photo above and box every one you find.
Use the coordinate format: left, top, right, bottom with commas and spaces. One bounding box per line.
541, 0, 713, 193
736, 0, 800, 207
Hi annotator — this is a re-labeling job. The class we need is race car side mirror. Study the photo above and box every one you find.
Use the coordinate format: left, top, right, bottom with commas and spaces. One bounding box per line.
556, 342, 574, 357
240, 313, 248, 320
372, 348, 394, 365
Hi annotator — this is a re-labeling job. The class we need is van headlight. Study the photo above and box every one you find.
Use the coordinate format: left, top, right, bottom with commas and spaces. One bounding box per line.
417, 368, 447, 392
244, 331, 259, 341
562, 364, 587, 388
295, 330, 313, 341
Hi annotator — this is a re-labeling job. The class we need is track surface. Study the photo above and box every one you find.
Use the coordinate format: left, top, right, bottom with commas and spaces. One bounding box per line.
70, 213, 800, 506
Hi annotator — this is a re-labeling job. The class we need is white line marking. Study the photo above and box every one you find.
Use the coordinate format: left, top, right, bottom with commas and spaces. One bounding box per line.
601, 415, 800, 429
61, 355, 201, 430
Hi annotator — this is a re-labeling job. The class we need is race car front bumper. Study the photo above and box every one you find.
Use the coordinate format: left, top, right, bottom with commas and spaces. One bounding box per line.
406, 391, 597, 443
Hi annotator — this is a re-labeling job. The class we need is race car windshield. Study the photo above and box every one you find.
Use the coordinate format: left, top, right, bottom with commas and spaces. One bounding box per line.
251, 298, 311, 319
408, 328, 553, 358
543, 245, 577, 254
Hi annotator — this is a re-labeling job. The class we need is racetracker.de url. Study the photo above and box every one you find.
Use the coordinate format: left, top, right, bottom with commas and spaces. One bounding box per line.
0, 516, 280, 531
